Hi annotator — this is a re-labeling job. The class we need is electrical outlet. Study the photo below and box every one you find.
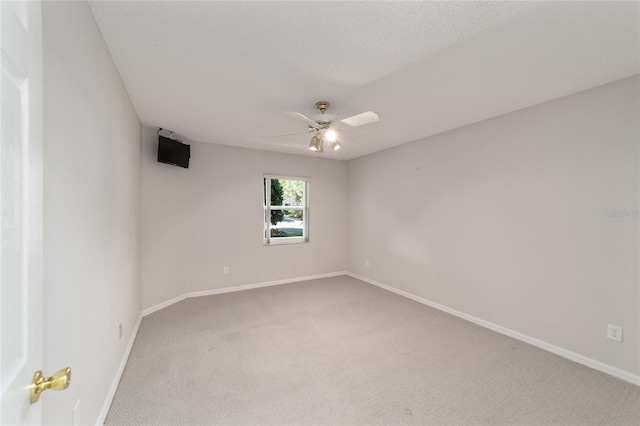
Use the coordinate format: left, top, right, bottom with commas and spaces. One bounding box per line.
607, 324, 623, 342
118, 322, 123, 339
223, 266, 229, 275
72, 399, 80, 426
366, 260, 370, 268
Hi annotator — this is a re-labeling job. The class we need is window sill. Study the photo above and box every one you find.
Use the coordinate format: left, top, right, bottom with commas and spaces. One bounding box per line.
264, 237, 308, 246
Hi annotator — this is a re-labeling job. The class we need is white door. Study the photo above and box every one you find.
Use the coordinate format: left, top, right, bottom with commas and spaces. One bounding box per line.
1, 0, 44, 424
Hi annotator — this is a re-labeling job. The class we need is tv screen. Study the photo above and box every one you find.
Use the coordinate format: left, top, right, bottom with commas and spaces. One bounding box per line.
158, 135, 190, 168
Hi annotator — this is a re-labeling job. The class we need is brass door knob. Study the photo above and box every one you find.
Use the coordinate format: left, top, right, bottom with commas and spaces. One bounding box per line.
30, 367, 71, 403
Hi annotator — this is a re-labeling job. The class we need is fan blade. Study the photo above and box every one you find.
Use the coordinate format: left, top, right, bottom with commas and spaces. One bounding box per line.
340, 111, 379, 127
267, 130, 313, 138
287, 111, 321, 130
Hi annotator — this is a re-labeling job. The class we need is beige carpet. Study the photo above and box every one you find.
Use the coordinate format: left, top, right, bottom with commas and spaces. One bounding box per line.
106, 276, 640, 425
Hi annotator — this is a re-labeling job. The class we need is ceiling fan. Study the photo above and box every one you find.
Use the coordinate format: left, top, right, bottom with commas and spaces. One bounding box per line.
277, 101, 379, 153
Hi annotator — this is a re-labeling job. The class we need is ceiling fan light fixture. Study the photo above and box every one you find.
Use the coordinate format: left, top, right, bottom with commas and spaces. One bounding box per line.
330, 140, 341, 151
309, 134, 324, 153
324, 129, 337, 142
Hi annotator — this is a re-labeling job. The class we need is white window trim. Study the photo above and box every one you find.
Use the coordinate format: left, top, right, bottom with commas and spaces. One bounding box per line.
264, 174, 310, 182
263, 175, 309, 246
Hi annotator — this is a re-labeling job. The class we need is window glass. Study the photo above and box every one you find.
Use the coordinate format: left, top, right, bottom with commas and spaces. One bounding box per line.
264, 176, 308, 245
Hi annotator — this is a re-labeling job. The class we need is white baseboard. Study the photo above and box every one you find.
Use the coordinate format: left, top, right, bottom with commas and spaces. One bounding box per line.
142, 271, 348, 317
96, 313, 143, 426
142, 293, 187, 317
187, 271, 347, 298
347, 272, 640, 387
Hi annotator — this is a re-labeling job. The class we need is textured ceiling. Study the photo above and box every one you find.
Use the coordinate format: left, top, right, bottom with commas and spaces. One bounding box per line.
89, 1, 640, 160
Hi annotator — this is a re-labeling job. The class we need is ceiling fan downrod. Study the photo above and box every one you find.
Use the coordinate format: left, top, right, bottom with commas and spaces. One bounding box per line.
313, 101, 331, 127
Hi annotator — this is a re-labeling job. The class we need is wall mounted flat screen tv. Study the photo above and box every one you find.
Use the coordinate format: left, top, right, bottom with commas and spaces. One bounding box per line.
158, 135, 190, 168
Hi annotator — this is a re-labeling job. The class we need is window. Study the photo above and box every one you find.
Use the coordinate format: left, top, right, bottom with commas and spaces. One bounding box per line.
264, 175, 309, 245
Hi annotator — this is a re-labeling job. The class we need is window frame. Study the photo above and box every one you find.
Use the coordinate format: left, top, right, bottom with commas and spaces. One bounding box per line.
263, 174, 309, 246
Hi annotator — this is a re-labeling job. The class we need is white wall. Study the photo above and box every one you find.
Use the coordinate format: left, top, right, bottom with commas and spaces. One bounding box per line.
348, 76, 640, 377
141, 126, 347, 310
42, 2, 141, 424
